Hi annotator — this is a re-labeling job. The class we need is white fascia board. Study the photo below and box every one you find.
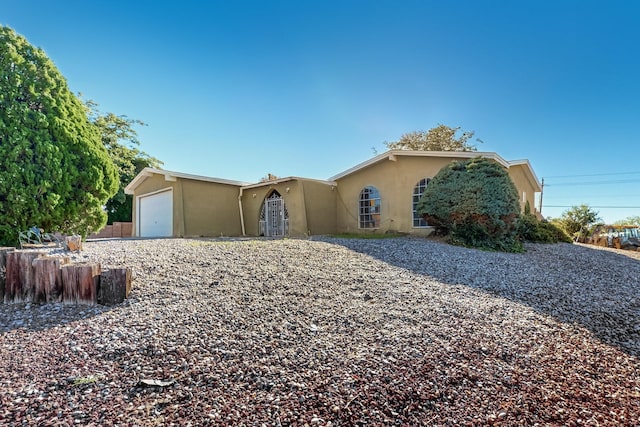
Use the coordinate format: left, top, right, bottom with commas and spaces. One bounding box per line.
508, 159, 542, 192
241, 176, 337, 190
124, 167, 249, 195
328, 150, 509, 181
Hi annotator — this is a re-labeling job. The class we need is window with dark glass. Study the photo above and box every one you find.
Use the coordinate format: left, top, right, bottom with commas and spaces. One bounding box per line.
412, 178, 431, 227
359, 186, 381, 228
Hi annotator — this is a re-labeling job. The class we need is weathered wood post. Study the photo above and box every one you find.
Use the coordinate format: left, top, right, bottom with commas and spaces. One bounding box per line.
98, 268, 132, 305
61, 263, 100, 305
0, 247, 16, 303
61, 264, 79, 305
78, 263, 100, 305
33, 256, 69, 304
4, 250, 46, 303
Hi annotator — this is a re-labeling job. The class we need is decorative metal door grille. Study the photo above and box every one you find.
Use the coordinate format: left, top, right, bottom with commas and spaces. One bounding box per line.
259, 192, 289, 237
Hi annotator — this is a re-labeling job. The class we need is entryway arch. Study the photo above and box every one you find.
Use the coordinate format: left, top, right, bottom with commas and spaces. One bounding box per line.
259, 190, 289, 237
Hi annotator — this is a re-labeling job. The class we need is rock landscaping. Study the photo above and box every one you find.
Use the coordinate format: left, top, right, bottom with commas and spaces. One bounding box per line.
0, 237, 638, 425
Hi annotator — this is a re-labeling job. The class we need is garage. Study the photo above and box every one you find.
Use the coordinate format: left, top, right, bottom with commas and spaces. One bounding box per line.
138, 189, 173, 237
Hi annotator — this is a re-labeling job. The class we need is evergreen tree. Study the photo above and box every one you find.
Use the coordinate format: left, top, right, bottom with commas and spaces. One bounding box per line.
0, 26, 118, 244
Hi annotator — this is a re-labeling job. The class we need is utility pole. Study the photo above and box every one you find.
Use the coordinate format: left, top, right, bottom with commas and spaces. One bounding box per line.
538, 178, 544, 215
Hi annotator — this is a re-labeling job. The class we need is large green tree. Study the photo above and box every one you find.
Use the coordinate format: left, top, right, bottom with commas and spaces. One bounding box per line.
386, 124, 478, 151
0, 26, 118, 244
83, 100, 162, 223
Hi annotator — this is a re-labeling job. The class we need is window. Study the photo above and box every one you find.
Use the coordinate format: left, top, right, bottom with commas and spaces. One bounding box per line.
359, 186, 381, 228
412, 178, 431, 227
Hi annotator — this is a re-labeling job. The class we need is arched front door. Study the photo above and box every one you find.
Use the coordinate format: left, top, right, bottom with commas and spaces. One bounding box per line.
259, 191, 289, 237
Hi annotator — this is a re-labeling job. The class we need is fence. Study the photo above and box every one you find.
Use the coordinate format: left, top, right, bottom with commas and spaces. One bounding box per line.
88, 222, 133, 239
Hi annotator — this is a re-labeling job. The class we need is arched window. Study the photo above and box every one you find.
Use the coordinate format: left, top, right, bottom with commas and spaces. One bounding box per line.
412, 178, 431, 227
359, 186, 381, 229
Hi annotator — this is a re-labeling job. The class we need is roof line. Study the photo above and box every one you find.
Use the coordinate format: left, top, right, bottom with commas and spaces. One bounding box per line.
507, 159, 542, 192
241, 176, 336, 190
124, 167, 249, 194
328, 150, 509, 181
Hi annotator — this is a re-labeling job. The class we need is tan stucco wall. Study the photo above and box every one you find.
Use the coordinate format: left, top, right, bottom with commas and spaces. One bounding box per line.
131, 174, 182, 237
181, 180, 242, 237
300, 180, 337, 235
506, 164, 539, 213
240, 179, 336, 237
131, 174, 241, 237
335, 156, 451, 235
334, 155, 539, 235
241, 180, 308, 237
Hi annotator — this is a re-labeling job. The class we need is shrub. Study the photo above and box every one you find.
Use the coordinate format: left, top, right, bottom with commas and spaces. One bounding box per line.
518, 212, 572, 243
417, 157, 522, 252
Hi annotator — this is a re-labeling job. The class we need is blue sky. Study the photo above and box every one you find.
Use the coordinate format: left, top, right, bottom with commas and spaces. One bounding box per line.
3, 1, 640, 223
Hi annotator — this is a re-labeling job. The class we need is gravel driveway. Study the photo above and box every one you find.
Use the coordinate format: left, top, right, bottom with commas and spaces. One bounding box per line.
0, 237, 639, 426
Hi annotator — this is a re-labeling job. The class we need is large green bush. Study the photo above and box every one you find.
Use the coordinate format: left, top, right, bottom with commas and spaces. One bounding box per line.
417, 157, 522, 251
0, 26, 118, 244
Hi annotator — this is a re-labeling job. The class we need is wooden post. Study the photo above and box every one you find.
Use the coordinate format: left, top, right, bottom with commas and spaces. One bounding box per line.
61, 264, 79, 305
64, 235, 83, 252
4, 251, 46, 303
61, 263, 100, 305
78, 263, 100, 305
33, 256, 69, 304
0, 247, 16, 303
98, 268, 132, 305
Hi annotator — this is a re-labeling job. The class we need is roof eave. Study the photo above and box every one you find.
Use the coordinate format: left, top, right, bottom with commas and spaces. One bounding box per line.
328, 150, 509, 181
124, 167, 249, 195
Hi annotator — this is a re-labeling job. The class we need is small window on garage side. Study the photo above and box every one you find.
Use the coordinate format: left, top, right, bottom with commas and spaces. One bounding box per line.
412, 178, 431, 227
359, 186, 381, 228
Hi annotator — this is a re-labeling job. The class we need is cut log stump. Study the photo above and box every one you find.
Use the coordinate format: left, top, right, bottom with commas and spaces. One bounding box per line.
4, 250, 46, 303
65, 235, 83, 252
0, 247, 16, 303
98, 268, 132, 305
33, 256, 70, 304
61, 263, 100, 305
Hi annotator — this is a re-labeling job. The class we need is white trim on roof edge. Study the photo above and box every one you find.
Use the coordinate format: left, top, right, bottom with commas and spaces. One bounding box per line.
507, 159, 542, 192
124, 167, 250, 195
327, 150, 509, 181
240, 176, 336, 190
125, 151, 541, 195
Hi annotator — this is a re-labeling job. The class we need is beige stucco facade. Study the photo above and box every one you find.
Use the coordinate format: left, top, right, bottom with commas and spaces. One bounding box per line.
127, 171, 246, 238
240, 178, 337, 237
331, 152, 541, 235
125, 151, 542, 238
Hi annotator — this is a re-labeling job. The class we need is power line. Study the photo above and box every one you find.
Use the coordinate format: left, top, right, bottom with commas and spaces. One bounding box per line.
544, 194, 640, 200
544, 205, 640, 209
544, 171, 640, 179
545, 179, 640, 187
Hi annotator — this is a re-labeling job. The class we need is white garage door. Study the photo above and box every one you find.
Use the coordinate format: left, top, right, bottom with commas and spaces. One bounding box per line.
138, 190, 173, 237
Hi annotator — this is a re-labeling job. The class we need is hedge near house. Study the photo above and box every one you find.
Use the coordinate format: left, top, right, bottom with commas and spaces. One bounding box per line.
417, 157, 522, 252
0, 26, 118, 246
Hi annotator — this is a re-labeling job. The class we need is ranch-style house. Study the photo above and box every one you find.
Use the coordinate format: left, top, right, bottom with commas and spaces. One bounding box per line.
124, 150, 541, 238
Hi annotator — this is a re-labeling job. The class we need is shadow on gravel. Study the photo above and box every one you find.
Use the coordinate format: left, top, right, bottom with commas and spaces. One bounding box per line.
317, 236, 640, 358
0, 302, 124, 334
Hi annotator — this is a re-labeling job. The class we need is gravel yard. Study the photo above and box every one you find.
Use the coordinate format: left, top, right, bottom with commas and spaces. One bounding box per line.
0, 237, 639, 426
